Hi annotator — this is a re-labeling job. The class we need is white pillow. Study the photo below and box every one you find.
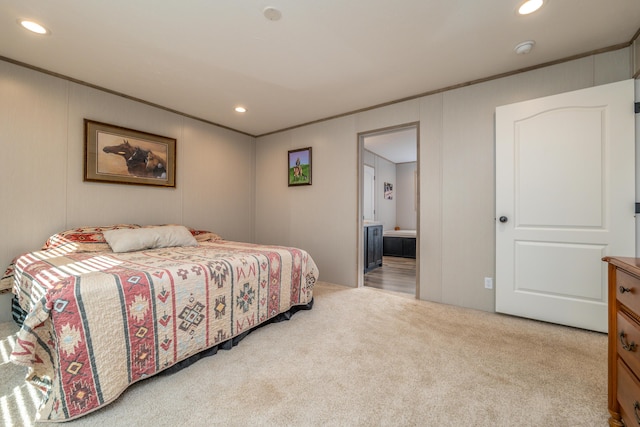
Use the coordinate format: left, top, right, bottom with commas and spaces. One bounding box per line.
103, 225, 198, 253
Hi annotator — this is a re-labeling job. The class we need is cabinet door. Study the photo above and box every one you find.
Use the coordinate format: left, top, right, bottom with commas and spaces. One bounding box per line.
373, 226, 383, 266
384, 237, 402, 257
403, 238, 416, 258
366, 227, 376, 269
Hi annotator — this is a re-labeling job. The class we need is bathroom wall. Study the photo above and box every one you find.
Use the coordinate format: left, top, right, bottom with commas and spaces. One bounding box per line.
396, 162, 417, 230
364, 149, 396, 230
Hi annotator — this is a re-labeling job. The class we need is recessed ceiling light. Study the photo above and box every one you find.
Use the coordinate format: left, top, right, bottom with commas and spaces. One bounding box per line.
18, 19, 50, 35
235, 106, 247, 113
518, 0, 544, 15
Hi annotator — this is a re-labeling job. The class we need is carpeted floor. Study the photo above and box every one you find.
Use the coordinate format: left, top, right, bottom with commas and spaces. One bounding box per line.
0, 282, 609, 426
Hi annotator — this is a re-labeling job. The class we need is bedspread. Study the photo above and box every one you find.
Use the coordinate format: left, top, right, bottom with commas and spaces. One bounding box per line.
9, 240, 318, 422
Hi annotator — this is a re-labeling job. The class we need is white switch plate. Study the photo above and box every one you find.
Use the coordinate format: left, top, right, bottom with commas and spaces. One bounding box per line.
484, 277, 493, 289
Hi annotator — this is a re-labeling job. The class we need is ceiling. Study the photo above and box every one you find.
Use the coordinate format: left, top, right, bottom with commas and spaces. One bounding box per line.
1, 1, 639, 137
364, 128, 417, 164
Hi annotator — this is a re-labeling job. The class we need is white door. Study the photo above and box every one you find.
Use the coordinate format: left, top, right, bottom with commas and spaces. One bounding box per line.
364, 165, 375, 221
495, 79, 635, 332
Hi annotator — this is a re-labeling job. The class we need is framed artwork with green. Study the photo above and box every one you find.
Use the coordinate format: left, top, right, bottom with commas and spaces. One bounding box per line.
288, 147, 312, 186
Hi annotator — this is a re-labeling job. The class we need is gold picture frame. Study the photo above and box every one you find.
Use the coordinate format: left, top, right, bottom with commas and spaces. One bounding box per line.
84, 119, 176, 187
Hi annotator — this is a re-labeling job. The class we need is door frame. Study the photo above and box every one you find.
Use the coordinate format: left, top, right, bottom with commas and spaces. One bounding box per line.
357, 122, 420, 298
363, 164, 375, 221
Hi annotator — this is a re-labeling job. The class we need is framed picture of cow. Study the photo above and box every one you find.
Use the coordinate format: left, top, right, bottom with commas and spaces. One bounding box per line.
84, 119, 176, 187
288, 147, 312, 187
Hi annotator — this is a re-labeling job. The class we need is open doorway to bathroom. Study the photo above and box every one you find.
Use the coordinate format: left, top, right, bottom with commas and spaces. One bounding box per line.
357, 123, 419, 297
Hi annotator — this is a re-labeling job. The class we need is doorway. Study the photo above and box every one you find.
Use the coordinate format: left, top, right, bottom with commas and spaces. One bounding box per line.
363, 165, 375, 221
358, 123, 419, 297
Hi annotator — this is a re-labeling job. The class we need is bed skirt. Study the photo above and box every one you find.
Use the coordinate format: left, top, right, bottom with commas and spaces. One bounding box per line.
11, 295, 27, 327
160, 298, 314, 375
11, 294, 313, 377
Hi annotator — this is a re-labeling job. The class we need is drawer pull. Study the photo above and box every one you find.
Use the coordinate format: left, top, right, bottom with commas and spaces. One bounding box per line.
634, 401, 640, 424
620, 331, 637, 352
620, 286, 632, 294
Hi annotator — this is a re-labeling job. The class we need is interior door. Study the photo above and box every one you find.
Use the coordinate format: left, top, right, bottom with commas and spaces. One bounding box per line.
495, 79, 635, 332
363, 165, 375, 221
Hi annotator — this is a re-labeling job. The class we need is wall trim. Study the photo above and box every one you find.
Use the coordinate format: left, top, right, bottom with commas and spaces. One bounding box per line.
0, 55, 255, 138
258, 42, 632, 137
1, 34, 636, 139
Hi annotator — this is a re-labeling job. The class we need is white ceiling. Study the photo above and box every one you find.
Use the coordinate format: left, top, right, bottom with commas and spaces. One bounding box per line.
364, 128, 417, 164
1, 1, 639, 137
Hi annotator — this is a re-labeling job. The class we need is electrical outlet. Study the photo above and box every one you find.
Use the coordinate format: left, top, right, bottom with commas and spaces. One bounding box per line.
484, 277, 493, 289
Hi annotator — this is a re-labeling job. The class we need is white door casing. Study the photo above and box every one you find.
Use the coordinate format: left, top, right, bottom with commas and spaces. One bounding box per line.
495, 79, 635, 332
364, 164, 375, 221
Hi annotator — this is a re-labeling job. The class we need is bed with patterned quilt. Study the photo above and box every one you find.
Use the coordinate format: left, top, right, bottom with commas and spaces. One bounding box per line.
0, 224, 318, 422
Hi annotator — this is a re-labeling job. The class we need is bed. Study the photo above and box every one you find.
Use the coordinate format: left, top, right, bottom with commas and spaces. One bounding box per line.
0, 224, 318, 422
382, 229, 416, 258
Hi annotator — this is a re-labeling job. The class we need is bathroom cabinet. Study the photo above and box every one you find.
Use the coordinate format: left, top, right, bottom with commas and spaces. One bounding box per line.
364, 224, 383, 272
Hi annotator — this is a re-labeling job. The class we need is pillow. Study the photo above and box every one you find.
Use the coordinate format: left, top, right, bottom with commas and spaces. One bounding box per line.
0, 262, 15, 294
42, 224, 141, 253
104, 225, 198, 253
143, 224, 222, 242
187, 228, 222, 242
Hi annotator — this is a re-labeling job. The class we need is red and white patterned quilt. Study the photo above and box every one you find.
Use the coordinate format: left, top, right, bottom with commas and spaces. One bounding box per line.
9, 240, 318, 422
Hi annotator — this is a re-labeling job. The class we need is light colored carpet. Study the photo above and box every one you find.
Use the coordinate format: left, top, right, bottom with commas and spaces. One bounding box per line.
0, 282, 608, 426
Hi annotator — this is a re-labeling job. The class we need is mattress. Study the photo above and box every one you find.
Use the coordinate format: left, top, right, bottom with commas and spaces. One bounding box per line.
4, 226, 318, 422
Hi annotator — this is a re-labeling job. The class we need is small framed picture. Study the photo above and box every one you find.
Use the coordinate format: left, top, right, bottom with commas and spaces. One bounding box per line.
84, 119, 176, 187
384, 182, 393, 200
288, 147, 312, 186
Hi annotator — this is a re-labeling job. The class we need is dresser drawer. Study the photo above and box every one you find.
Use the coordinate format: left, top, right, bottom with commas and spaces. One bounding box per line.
617, 359, 640, 426
618, 270, 640, 315
618, 312, 640, 376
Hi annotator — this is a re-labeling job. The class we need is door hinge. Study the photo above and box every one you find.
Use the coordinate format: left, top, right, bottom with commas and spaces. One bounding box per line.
636, 203, 640, 214
635, 102, 640, 114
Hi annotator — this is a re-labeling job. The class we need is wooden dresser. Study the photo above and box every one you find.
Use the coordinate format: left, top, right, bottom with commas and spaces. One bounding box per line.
604, 257, 640, 426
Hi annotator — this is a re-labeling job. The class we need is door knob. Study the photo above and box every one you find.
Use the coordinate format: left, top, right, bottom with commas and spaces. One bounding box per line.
499, 216, 508, 223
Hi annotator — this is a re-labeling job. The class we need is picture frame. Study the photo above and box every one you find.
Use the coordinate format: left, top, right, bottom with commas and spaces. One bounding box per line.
384, 182, 393, 200
84, 119, 176, 187
288, 147, 312, 186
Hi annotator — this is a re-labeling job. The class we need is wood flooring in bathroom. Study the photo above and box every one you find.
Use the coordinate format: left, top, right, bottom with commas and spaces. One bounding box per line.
364, 256, 416, 295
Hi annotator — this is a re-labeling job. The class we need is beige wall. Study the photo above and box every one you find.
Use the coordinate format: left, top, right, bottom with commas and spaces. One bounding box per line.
364, 149, 396, 231
255, 117, 358, 286
396, 162, 417, 230
0, 47, 634, 322
255, 47, 633, 312
0, 60, 255, 321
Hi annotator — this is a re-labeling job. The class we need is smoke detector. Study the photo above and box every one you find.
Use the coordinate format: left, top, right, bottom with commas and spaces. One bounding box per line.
263, 7, 282, 21
514, 40, 535, 54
